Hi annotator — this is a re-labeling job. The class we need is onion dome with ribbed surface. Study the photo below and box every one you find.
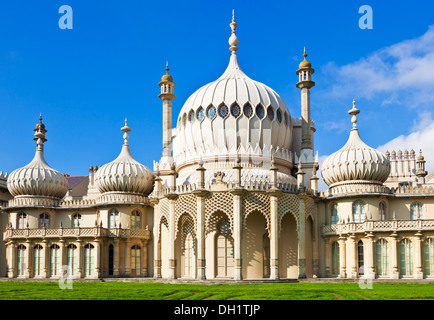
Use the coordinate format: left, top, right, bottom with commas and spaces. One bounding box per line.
7, 116, 69, 199
321, 101, 391, 188
94, 120, 154, 195
173, 12, 293, 170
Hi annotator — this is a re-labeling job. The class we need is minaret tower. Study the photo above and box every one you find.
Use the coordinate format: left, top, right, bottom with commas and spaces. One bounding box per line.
158, 62, 176, 159
296, 48, 315, 151
295, 48, 318, 183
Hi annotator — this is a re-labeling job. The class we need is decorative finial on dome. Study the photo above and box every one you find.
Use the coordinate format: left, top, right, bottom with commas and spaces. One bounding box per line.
33, 114, 47, 152
121, 118, 131, 145
348, 99, 360, 129
229, 9, 239, 54
165, 61, 169, 74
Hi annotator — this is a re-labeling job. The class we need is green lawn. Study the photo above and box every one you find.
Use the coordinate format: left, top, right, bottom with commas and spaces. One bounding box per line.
0, 281, 434, 300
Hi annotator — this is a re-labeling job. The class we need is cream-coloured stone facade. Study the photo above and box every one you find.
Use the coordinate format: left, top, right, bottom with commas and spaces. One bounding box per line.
0, 13, 433, 281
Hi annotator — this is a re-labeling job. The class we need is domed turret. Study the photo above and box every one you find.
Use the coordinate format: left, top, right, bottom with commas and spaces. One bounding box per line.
94, 120, 154, 195
321, 101, 391, 188
7, 116, 69, 199
173, 12, 294, 185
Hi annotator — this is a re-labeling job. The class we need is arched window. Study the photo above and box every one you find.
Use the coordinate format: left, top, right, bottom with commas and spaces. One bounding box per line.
50, 244, 61, 277
215, 219, 234, 278
17, 245, 26, 276
352, 201, 365, 223
330, 204, 338, 225
379, 202, 386, 221
131, 210, 142, 230
39, 213, 50, 228
376, 239, 389, 276
72, 213, 81, 228
358, 240, 364, 275
399, 239, 413, 276
17, 212, 27, 229
84, 244, 94, 277
423, 238, 434, 276
410, 203, 423, 220
331, 241, 340, 276
67, 244, 77, 276
109, 209, 119, 228
130, 245, 141, 277
183, 229, 194, 278
33, 244, 43, 276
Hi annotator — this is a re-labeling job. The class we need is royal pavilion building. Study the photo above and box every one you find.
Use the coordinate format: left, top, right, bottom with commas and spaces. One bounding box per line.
1, 13, 434, 281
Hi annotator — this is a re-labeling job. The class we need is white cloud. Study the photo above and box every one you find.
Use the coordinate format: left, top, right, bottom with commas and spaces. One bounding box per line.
377, 112, 434, 174
321, 25, 434, 109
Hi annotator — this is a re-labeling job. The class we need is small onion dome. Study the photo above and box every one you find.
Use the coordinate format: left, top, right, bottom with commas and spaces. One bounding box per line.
321, 101, 390, 188
298, 48, 312, 69
7, 116, 68, 199
94, 119, 153, 195
160, 62, 173, 82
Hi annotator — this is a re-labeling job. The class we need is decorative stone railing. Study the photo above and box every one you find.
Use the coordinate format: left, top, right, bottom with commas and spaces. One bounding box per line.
320, 184, 391, 197
3, 227, 151, 240
391, 185, 434, 195
321, 219, 434, 236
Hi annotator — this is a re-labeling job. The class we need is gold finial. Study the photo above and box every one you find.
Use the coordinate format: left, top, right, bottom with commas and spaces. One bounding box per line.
161, 62, 173, 82
298, 47, 312, 69
229, 10, 239, 54
348, 99, 360, 129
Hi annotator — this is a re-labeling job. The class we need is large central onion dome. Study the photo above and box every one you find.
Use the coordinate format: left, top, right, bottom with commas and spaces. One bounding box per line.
321, 101, 390, 188
95, 120, 154, 195
7, 116, 69, 199
173, 13, 293, 172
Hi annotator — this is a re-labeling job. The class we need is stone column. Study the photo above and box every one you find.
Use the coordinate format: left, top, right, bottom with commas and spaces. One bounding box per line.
364, 233, 375, 280
94, 239, 101, 278
338, 235, 346, 278
152, 202, 161, 278
76, 239, 83, 278
8, 241, 16, 278
124, 239, 131, 277
414, 232, 424, 279
59, 239, 66, 274
167, 196, 177, 279
42, 239, 49, 278
142, 240, 148, 277
390, 232, 400, 279
268, 190, 282, 280
298, 198, 306, 278
113, 239, 119, 277
348, 234, 358, 278
232, 191, 243, 280
25, 240, 32, 279
323, 237, 331, 277
195, 192, 207, 280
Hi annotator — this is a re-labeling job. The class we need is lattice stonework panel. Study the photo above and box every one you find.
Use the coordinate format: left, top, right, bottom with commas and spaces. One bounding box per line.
177, 213, 197, 253
158, 215, 169, 241
304, 197, 315, 222
174, 194, 197, 236
278, 194, 300, 232
243, 192, 271, 236
205, 192, 234, 234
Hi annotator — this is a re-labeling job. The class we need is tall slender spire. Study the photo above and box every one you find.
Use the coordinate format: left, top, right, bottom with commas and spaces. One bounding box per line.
229, 10, 239, 54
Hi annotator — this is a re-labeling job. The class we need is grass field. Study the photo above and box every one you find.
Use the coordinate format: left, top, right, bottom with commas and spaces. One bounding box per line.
0, 281, 434, 300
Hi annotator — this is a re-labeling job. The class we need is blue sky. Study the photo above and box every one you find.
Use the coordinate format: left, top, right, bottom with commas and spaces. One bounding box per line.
1, 0, 434, 190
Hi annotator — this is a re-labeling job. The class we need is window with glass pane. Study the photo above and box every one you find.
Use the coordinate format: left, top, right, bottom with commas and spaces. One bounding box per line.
67, 244, 77, 276
188, 110, 195, 123
197, 107, 205, 121
358, 241, 364, 275
207, 105, 216, 119
243, 103, 253, 118
17, 245, 26, 276
50, 244, 60, 277
109, 209, 119, 228
379, 202, 386, 220
84, 244, 94, 277
399, 239, 413, 276
131, 210, 142, 229
218, 104, 228, 118
130, 245, 141, 277
72, 213, 81, 228
424, 239, 434, 276
411, 203, 423, 220
267, 107, 274, 121
230, 104, 241, 118
331, 204, 338, 225
33, 245, 43, 276
39, 213, 50, 228
276, 109, 282, 123
376, 239, 389, 276
17, 213, 27, 229
331, 242, 340, 275
256, 105, 265, 119
352, 201, 365, 223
